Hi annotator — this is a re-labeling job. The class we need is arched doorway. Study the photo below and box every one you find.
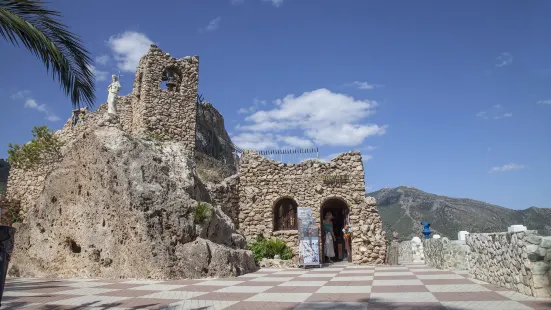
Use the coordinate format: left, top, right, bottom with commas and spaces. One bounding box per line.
320, 198, 351, 263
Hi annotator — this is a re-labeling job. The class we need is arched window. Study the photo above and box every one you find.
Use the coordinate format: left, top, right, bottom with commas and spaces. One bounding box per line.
274, 198, 298, 231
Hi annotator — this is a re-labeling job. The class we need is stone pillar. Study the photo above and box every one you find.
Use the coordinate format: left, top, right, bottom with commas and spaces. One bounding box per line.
411, 236, 425, 263
458, 231, 470, 241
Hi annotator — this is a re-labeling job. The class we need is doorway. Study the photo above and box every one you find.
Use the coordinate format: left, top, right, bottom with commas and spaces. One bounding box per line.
320, 198, 351, 263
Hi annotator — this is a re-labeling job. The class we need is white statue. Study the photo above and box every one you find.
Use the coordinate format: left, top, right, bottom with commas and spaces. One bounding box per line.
107, 74, 121, 115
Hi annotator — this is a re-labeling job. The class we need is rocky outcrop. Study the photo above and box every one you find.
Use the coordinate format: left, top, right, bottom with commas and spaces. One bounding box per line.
8, 123, 256, 280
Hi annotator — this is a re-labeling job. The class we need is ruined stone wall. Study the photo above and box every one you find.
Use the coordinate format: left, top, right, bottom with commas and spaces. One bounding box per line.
130, 45, 198, 149
117, 95, 134, 133
423, 237, 470, 271
238, 151, 386, 264
467, 231, 551, 298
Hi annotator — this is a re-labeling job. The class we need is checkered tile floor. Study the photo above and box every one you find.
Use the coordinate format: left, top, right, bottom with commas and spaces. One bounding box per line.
2, 263, 550, 309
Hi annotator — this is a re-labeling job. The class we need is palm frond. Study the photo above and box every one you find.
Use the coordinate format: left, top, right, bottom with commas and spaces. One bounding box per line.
0, 0, 96, 108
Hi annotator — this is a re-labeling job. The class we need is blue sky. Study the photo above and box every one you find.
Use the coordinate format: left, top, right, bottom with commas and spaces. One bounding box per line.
1, 0, 550, 210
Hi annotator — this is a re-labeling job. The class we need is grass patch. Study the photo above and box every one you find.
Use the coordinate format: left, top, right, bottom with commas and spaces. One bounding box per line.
194, 201, 212, 224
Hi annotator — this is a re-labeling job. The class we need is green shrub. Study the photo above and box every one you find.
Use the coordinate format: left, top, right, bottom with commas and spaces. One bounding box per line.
194, 201, 212, 224
7, 126, 63, 170
144, 131, 163, 141
248, 235, 294, 263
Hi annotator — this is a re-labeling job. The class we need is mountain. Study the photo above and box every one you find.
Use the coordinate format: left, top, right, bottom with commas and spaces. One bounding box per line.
368, 186, 551, 240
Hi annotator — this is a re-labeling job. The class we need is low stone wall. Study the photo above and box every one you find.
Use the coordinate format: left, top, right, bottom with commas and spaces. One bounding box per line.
423, 237, 470, 271
273, 230, 299, 257
467, 231, 551, 298
399, 241, 413, 263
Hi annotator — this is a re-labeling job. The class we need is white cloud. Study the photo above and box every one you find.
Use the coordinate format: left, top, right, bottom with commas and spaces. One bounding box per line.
476, 106, 512, 120
231, 132, 279, 150
237, 98, 267, 114
233, 88, 387, 150
276, 135, 314, 148
11, 91, 60, 122
496, 52, 513, 67
87, 64, 109, 81
362, 145, 377, 151
200, 17, 221, 33
350, 81, 383, 90
45, 115, 61, 122
10, 90, 31, 100
537, 99, 551, 105
493, 112, 512, 119
107, 31, 154, 72
262, 0, 284, 7
95, 54, 110, 66
489, 163, 525, 173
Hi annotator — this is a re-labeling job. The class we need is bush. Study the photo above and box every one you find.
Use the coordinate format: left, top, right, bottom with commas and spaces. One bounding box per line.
248, 235, 293, 263
7, 126, 63, 170
194, 201, 212, 224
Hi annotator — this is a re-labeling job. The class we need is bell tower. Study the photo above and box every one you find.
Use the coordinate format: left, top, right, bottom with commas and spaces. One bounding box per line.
129, 44, 199, 150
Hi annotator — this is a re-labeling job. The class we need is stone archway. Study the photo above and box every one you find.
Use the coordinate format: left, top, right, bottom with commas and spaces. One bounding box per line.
320, 197, 351, 263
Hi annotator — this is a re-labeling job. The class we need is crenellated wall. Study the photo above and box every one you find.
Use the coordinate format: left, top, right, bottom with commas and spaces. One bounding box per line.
238, 150, 386, 265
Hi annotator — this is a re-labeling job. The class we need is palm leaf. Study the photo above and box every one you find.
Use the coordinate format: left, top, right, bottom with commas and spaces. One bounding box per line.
0, 0, 95, 108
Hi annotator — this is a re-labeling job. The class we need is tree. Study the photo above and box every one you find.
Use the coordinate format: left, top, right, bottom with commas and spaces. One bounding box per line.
0, 0, 95, 108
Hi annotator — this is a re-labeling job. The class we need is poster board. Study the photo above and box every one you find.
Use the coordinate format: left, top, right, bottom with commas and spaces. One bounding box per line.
297, 207, 321, 267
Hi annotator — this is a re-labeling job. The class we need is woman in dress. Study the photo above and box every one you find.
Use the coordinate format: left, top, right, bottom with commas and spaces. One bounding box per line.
323, 212, 336, 263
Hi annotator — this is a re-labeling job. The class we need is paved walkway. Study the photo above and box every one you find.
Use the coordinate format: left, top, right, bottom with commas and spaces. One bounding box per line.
2, 263, 550, 309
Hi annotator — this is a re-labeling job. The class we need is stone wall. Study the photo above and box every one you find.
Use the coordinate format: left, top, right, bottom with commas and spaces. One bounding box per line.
423, 237, 470, 271
238, 151, 386, 264
467, 231, 551, 298
0, 197, 20, 226
398, 240, 413, 263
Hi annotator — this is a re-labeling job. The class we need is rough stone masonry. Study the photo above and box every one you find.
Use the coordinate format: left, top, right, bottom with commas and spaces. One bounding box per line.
238, 151, 387, 265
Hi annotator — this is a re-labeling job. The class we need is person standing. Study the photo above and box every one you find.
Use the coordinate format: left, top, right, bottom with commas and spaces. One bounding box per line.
323, 212, 336, 263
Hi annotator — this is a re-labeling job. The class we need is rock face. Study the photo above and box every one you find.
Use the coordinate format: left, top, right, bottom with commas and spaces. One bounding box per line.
467, 231, 551, 298
8, 125, 256, 280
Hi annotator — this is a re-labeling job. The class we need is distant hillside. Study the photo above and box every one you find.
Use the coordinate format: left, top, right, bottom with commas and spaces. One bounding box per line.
368, 186, 551, 240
